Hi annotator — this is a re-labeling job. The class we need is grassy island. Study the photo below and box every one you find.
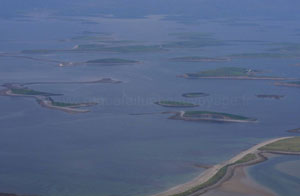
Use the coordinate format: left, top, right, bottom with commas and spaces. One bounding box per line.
86, 58, 139, 64
170, 56, 230, 62
256, 94, 285, 99
168, 110, 256, 123
183, 67, 285, 80
10, 88, 61, 96
182, 92, 209, 98
155, 101, 198, 108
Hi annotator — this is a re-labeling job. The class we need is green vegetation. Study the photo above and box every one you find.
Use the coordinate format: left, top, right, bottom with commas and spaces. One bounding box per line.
185, 67, 257, 78
11, 88, 59, 96
259, 137, 300, 152
155, 101, 198, 107
171, 166, 229, 196
51, 101, 81, 107
170, 56, 229, 62
86, 58, 139, 64
183, 111, 251, 121
234, 153, 257, 164
182, 92, 209, 98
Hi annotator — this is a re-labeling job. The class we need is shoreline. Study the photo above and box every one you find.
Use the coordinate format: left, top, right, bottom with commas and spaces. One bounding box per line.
151, 137, 294, 196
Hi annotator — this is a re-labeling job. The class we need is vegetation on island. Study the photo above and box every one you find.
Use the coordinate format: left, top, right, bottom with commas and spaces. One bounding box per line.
11, 88, 60, 96
185, 67, 259, 78
259, 137, 300, 152
256, 94, 285, 99
86, 58, 139, 64
155, 101, 198, 107
169, 153, 257, 196
182, 92, 209, 98
170, 56, 230, 62
183, 111, 252, 121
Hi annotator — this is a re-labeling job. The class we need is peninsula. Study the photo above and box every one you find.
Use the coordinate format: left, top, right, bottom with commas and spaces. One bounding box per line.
152, 137, 300, 196
181, 67, 287, 80
155, 101, 198, 108
168, 111, 256, 123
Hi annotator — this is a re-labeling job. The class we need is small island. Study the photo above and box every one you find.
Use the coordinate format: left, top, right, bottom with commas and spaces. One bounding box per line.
181, 67, 287, 80
256, 94, 285, 100
170, 56, 230, 62
155, 101, 198, 108
86, 58, 139, 65
0, 83, 98, 114
182, 92, 209, 98
275, 81, 300, 88
168, 111, 256, 123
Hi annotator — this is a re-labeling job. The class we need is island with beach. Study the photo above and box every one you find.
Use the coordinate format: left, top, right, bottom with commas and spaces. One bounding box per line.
167, 111, 256, 123
0, 78, 121, 114
181, 67, 287, 80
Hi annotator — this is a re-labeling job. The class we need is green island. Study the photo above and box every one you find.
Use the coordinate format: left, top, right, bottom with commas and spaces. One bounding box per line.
47, 97, 97, 108
182, 92, 209, 98
168, 110, 256, 123
10, 87, 61, 96
155, 101, 198, 108
182, 67, 285, 80
0, 83, 99, 114
155, 137, 300, 196
256, 94, 285, 100
86, 58, 139, 64
170, 56, 230, 62
275, 81, 300, 87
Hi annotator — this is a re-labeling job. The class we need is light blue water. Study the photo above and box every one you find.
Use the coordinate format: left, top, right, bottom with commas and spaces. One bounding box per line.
248, 155, 300, 196
0, 15, 299, 196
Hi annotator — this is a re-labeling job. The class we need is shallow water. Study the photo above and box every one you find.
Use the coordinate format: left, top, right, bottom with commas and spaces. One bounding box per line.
0, 15, 300, 196
248, 155, 300, 196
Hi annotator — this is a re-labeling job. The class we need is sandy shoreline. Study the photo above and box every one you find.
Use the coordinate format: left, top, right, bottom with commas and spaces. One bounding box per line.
151, 137, 292, 196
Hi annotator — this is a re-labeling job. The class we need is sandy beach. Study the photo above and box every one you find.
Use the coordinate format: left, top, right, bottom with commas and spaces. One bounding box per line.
152, 137, 292, 196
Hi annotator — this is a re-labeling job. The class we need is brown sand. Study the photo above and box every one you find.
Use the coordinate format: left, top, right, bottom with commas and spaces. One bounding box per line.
202, 167, 276, 196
